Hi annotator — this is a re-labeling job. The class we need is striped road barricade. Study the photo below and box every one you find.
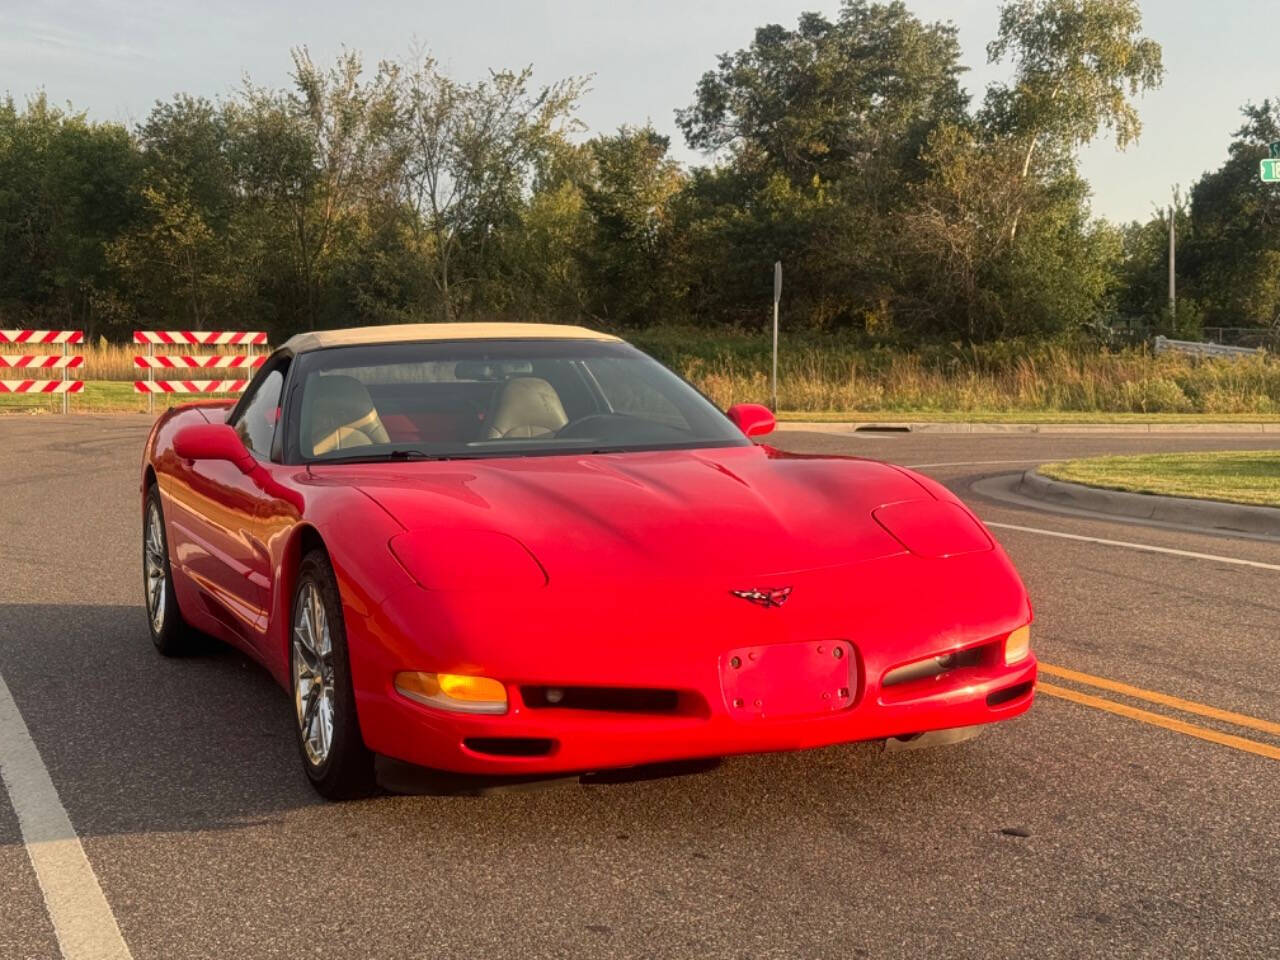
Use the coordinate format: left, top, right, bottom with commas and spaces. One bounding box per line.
133, 331, 268, 413
0, 330, 86, 413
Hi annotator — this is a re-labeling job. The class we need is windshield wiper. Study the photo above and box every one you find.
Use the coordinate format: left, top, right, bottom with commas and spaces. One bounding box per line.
315, 448, 442, 465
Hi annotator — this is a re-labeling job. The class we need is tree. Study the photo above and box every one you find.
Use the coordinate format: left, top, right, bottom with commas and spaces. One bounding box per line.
895, 123, 1118, 340
394, 55, 587, 320
108, 96, 248, 330
502, 138, 594, 321
1182, 101, 1280, 329
233, 48, 400, 331
675, 1, 969, 330
879, 0, 1164, 341
579, 126, 687, 324
0, 94, 141, 336
0, 20, 1174, 343
677, 0, 967, 204
984, 0, 1163, 239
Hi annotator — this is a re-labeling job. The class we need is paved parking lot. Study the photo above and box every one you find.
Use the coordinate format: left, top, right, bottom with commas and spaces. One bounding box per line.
1, 415, 1277, 959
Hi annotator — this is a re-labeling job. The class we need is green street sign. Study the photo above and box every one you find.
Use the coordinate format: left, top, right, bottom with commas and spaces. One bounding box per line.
1271, 141, 1280, 159
1263, 158, 1280, 183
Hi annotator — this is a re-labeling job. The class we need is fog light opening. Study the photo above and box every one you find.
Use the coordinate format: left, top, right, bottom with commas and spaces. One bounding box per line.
987, 681, 1034, 707
463, 737, 554, 758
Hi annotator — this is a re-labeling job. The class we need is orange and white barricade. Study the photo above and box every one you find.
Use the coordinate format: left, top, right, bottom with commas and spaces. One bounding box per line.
0, 330, 85, 412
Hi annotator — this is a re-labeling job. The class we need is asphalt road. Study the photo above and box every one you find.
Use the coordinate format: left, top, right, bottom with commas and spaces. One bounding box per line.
1, 415, 1277, 960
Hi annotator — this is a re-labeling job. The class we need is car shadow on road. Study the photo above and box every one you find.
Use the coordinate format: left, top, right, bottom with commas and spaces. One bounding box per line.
0, 602, 1020, 844
0, 602, 318, 838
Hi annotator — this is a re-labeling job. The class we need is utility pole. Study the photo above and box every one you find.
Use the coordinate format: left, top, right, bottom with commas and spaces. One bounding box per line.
771, 261, 781, 412
1168, 191, 1176, 323
1158, 186, 1181, 327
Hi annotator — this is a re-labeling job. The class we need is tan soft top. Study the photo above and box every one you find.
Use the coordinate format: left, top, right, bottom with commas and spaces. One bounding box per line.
282, 322, 619, 354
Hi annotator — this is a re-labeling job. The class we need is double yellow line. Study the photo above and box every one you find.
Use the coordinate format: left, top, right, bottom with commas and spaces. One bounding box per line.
1037, 663, 1280, 762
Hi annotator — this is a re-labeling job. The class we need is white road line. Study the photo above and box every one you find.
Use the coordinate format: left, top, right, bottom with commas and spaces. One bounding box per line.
985, 521, 1280, 572
0, 672, 132, 960
904, 459, 1042, 469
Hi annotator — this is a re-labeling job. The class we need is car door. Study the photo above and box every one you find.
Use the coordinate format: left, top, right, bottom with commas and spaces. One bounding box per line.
176, 358, 292, 643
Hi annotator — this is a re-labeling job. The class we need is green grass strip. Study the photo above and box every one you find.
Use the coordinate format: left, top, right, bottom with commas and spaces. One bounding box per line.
1040, 451, 1280, 507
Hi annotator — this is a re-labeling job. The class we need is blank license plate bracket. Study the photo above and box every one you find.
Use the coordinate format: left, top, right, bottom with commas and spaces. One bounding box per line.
721, 640, 854, 720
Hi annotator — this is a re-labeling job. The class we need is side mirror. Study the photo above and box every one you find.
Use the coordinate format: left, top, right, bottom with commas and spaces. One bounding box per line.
727, 403, 775, 439
173, 423, 255, 474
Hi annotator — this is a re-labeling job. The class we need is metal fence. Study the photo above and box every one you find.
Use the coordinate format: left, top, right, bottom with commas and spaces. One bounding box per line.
1152, 336, 1266, 358
1203, 326, 1279, 349
1105, 321, 1277, 352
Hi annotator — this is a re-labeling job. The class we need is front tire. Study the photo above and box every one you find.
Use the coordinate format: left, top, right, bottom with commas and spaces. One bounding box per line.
291, 549, 377, 801
143, 485, 196, 656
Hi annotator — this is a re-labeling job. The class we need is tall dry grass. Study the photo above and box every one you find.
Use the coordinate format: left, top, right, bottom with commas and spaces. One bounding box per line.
80, 340, 139, 380
630, 329, 1280, 414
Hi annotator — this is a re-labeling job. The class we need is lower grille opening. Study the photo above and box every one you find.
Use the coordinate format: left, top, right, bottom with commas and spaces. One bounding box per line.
522, 686, 682, 714
987, 681, 1034, 707
463, 737, 555, 758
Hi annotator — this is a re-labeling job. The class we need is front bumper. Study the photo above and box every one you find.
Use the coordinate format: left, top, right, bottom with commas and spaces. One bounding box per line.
346, 549, 1036, 776
358, 651, 1037, 775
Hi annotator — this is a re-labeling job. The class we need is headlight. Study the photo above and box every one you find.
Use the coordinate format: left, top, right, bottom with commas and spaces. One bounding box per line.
1004, 625, 1031, 665
872, 500, 993, 559
394, 671, 508, 714
389, 529, 546, 591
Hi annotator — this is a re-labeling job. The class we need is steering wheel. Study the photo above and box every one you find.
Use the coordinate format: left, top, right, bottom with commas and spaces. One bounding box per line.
555, 413, 629, 439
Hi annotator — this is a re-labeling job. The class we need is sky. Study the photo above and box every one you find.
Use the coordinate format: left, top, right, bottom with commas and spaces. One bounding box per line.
1, 0, 1275, 224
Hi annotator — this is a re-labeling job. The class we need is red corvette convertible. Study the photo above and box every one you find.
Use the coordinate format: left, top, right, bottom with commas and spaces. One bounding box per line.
141, 323, 1035, 799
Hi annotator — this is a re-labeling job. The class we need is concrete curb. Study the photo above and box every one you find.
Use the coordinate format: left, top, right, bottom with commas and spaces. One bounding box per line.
776, 420, 1280, 434
1016, 470, 1280, 538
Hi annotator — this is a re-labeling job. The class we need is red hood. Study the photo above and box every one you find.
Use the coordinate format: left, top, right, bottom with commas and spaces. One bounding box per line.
308, 445, 930, 583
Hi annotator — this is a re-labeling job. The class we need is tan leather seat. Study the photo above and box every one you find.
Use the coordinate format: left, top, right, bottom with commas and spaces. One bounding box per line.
306, 375, 390, 455
486, 377, 568, 439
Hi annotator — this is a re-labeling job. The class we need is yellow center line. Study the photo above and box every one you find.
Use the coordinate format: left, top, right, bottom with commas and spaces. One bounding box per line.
1039, 662, 1280, 738
1037, 682, 1280, 762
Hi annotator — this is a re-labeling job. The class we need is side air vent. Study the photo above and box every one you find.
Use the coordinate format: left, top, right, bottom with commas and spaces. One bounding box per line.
522, 686, 683, 714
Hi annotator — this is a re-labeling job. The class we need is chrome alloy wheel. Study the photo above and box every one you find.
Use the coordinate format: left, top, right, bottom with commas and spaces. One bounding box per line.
293, 582, 335, 767
144, 500, 167, 634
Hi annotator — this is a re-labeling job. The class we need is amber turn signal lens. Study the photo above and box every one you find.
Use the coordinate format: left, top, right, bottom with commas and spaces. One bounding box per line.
394, 671, 508, 714
1004, 625, 1031, 665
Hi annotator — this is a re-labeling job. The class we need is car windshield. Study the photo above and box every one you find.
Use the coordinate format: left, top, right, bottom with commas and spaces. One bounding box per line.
290, 338, 749, 462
